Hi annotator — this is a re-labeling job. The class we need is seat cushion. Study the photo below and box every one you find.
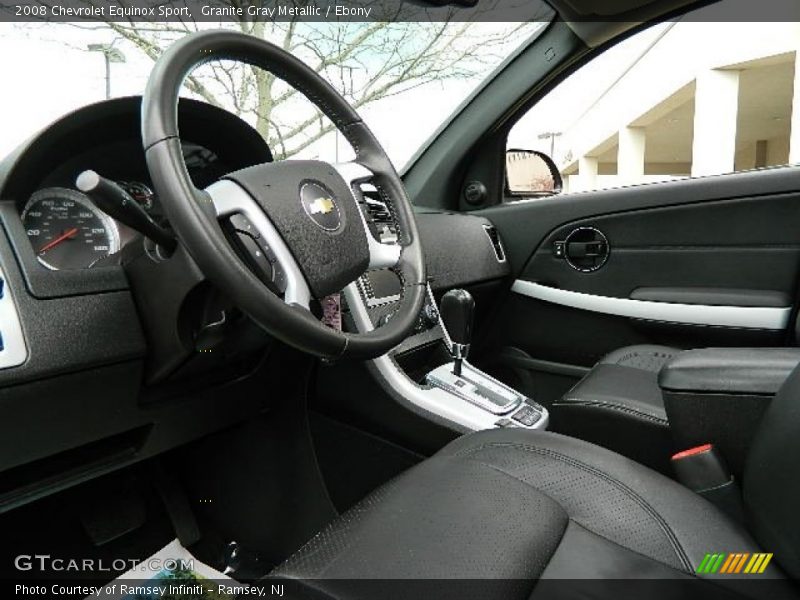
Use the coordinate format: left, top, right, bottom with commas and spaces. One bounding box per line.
271, 429, 789, 600
552, 345, 678, 471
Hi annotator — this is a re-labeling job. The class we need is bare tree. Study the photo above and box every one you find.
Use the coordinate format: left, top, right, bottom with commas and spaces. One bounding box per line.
24, 1, 538, 159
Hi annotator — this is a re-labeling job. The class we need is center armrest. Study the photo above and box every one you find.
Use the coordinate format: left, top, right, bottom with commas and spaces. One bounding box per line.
658, 348, 800, 395
658, 347, 800, 479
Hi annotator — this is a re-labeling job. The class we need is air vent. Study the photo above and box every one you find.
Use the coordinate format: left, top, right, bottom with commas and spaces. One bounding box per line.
362, 197, 399, 244
483, 225, 506, 263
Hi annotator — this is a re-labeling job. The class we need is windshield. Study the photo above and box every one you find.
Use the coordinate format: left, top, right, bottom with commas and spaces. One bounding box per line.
0, 19, 546, 169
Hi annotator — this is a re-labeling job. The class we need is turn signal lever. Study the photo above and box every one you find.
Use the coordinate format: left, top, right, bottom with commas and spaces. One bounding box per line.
76, 170, 177, 254
440, 288, 474, 376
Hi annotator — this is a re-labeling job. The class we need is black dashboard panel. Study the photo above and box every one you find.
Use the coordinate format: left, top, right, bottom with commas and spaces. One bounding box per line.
0, 96, 271, 299
0, 97, 277, 507
416, 210, 510, 291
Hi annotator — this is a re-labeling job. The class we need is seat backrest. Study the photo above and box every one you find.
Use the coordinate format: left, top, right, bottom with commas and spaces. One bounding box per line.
743, 363, 800, 578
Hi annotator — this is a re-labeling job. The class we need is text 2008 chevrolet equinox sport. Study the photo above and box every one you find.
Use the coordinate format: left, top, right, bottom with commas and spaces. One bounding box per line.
1, 0, 798, 598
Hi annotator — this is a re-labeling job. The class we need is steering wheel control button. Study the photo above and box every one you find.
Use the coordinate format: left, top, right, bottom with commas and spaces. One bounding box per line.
230, 213, 261, 239
272, 263, 287, 294
300, 182, 341, 232
224, 212, 291, 294
234, 233, 274, 284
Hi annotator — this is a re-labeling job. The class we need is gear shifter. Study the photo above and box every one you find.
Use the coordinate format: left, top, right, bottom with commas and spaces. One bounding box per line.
428, 287, 537, 420
440, 288, 475, 376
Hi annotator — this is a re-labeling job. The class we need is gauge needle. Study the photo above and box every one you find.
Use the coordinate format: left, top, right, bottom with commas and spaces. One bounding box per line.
38, 227, 79, 254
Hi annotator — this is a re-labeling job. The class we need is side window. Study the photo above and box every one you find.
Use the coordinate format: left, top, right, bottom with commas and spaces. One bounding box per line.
507, 13, 800, 195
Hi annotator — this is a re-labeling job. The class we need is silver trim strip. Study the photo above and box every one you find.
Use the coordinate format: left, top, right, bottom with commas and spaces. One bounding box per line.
511, 280, 791, 330
0, 266, 28, 370
206, 179, 312, 309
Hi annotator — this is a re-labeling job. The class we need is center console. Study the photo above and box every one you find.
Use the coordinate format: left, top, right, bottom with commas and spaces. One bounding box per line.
343, 274, 548, 433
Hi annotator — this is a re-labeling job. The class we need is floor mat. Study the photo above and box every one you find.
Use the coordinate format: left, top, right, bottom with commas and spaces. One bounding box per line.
86, 539, 244, 599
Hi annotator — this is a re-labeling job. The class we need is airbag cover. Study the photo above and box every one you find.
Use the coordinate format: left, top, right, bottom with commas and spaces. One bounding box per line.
225, 161, 369, 298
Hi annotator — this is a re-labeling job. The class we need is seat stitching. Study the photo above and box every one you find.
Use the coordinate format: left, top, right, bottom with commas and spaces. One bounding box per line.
563, 519, 692, 574
454, 441, 692, 572
462, 449, 678, 558
554, 399, 669, 424
604, 349, 676, 369
460, 459, 572, 583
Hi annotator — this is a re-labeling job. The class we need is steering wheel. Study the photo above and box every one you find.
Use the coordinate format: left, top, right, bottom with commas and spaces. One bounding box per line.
141, 30, 426, 360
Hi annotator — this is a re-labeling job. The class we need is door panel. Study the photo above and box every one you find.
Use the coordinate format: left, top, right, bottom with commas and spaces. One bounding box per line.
522, 194, 800, 298
476, 167, 800, 404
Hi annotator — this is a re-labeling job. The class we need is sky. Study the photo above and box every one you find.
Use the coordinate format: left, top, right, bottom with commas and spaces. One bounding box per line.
0, 21, 542, 169
0, 0, 787, 175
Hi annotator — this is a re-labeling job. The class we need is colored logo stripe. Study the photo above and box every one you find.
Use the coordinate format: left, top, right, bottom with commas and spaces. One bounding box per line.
697, 553, 773, 575
720, 553, 738, 573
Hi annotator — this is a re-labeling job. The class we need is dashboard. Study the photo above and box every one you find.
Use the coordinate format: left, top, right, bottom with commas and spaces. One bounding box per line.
0, 96, 279, 509
0, 96, 510, 512
0, 96, 271, 272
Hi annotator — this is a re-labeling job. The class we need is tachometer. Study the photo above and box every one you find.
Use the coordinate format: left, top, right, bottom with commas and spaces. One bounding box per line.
21, 188, 120, 270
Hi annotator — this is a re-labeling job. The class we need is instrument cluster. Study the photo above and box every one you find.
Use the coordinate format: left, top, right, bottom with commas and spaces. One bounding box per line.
17, 141, 220, 270
21, 182, 154, 270
3, 97, 273, 271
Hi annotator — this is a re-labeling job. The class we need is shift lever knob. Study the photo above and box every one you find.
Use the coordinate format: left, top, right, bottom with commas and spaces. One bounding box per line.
440, 289, 475, 375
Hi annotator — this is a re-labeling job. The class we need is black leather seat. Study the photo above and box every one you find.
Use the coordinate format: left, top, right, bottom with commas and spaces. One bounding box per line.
270, 363, 800, 600
553, 344, 679, 471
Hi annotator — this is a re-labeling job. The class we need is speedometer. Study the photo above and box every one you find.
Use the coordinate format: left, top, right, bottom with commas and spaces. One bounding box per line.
21, 188, 120, 270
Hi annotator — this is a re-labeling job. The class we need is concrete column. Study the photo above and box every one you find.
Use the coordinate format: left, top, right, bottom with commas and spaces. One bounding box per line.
692, 69, 740, 177
577, 156, 598, 192
618, 126, 646, 185
789, 51, 800, 165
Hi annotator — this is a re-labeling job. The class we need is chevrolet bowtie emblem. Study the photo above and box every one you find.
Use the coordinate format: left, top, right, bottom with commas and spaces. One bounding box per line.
309, 197, 335, 215
301, 182, 341, 231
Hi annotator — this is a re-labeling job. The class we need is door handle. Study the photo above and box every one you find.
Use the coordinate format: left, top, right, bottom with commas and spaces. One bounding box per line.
565, 241, 606, 258
553, 227, 610, 272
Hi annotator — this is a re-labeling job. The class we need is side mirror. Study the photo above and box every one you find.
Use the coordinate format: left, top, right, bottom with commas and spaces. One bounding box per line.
505, 149, 563, 197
